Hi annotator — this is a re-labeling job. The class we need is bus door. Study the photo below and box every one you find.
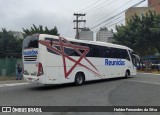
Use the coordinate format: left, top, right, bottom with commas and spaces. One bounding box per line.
129, 50, 140, 75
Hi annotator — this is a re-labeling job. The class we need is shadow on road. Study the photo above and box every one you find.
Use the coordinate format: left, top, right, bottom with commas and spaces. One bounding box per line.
29, 77, 133, 91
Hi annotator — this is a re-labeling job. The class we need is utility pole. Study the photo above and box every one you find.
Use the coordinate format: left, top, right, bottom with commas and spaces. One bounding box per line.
73, 13, 86, 39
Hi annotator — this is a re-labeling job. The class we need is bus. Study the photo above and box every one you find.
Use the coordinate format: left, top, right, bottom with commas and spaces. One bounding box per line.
22, 34, 139, 85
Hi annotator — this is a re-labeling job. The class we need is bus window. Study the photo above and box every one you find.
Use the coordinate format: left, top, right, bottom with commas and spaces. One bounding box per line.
45, 38, 59, 42
121, 49, 130, 61
23, 35, 39, 49
86, 44, 100, 57
44, 38, 60, 55
101, 46, 111, 58
129, 51, 140, 66
64, 47, 80, 56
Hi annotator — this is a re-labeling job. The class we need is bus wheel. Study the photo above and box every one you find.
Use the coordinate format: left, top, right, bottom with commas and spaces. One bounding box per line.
75, 73, 85, 86
124, 70, 129, 79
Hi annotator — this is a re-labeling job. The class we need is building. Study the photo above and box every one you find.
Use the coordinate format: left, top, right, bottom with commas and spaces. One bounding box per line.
125, 0, 160, 23
96, 27, 113, 43
148, 0, 160, 13
125, 7, 153, 22
79, 27, 93, 41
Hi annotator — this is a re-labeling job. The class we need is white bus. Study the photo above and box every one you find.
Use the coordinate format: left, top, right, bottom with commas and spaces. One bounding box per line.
22, 34, 139, 85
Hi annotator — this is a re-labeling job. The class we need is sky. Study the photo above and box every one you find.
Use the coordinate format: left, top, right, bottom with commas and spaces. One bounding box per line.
0, 0, 147, 38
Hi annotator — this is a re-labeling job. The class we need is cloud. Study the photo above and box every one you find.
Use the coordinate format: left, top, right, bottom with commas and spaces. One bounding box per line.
0, 0, 148, 38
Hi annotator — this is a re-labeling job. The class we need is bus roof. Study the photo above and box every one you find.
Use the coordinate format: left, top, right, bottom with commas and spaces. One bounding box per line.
38, 34, 133, 51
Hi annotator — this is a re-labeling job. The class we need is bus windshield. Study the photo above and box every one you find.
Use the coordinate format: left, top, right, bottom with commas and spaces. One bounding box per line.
23, 35, 39, 49
129, 51, 140, 66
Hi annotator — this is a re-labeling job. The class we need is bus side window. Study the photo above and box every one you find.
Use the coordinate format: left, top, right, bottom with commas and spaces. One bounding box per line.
121, 49, 130, 61
110, 48, 115, 58
129, 50, 137, 66
103, 47, 111, 58
86, 44, 100, 57
93, 45, 100, 57
45, 38, 60, 55
125, 50, 130, 61
64, 47, 80, 56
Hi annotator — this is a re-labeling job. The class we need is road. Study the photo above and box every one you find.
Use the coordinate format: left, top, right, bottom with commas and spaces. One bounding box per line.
0, 73, 160, 115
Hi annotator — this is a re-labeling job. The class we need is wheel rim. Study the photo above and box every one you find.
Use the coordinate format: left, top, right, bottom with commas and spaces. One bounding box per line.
77, 76, 83, 84
125, 72, 128, 77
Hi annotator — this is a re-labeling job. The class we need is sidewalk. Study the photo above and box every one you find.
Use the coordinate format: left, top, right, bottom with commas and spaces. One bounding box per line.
0, 79, 27, 85
138, 70, 160, 75
138, 72, 160, 76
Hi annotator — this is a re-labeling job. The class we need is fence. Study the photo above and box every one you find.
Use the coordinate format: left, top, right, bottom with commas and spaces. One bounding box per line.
0, 57, 22, 76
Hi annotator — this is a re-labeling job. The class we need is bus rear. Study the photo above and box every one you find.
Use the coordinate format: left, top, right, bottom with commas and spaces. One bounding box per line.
23, 34, 44, 84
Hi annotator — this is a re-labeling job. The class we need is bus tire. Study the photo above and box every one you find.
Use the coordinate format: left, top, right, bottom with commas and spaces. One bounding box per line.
124, 70, 130, 79
74, 73, 85, 86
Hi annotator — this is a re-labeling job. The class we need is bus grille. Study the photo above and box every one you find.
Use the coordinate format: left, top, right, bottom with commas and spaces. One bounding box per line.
24, 56, 37, 61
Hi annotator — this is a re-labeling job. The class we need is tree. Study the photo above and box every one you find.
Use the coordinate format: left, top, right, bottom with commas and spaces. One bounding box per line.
114, 11, 160, 57
0, 28, 23, 54
22, 24, 59, 37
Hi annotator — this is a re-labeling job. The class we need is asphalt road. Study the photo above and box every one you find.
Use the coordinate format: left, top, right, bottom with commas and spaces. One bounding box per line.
0, 73, 160, 115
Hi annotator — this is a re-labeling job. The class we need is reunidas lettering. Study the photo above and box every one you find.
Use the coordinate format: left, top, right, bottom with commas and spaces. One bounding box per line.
23, 50, 38, 56
105, 59, 125, 66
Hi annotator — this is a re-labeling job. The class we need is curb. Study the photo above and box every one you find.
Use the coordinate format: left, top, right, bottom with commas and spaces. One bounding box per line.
138, 72, 160, 76
0, 80, 27, 85
0, 82, 30, 88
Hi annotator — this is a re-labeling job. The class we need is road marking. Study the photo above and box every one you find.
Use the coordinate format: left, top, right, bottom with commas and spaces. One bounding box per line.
0, 82, 30, 88
138, 72, 160, 76
128, 80, 160, 86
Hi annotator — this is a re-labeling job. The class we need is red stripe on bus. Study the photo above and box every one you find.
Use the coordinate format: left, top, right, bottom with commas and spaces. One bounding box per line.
39, 37, 101, 78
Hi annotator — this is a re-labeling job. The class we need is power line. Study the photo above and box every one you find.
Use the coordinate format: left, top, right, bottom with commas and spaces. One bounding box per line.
107, 2, 159, 32
93, 18, 125, 33
77, 0, 103, 13
102, 3, 152, 30
96, 0, 131, 22
105, 2, 160, 29
93, 15, 124, 32
93, 1, 152, 33
106, 19, 125, 28
101, 1, 160, 31
102, 14, 124, 27
92, 14, 123, 32
90, 0, 146, 30
89, 0, 132, 29
85, 0, 115, 13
